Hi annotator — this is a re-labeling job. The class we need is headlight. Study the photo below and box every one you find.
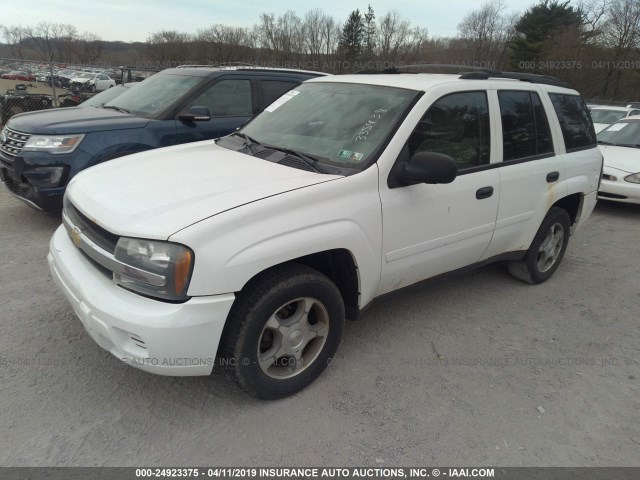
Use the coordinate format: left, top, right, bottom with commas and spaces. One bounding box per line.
624, 173, 640, 183
23, 134, 85, 154
113, 237, 194, 301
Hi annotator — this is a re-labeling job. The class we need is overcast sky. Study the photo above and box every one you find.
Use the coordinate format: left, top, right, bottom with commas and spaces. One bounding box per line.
1, 0, 539, 42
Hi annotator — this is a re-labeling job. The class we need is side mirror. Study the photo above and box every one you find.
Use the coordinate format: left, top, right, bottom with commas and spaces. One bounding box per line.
178, 106, 211, 122
394, 151, 458, 185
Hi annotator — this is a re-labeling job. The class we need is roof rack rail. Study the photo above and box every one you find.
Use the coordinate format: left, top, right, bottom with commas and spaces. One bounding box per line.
458, 71, 569, 88
356, 64, 501, 75
175, 64, 327, 76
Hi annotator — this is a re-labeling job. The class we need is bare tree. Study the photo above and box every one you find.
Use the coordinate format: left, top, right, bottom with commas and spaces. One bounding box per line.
457, 0, 513, 67
578, 0, 611, 41
258, 11, 304, 62
1, 24, 30, 58
376, 11, 411, 63
198, 25, 253, 64
601, 0, 640, 96
321, 15, 341, 57
146, 30, 192, 65
75, 32, 103, 64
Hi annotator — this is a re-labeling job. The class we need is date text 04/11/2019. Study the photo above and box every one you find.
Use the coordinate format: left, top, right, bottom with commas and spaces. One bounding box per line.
518, 60, 640, 70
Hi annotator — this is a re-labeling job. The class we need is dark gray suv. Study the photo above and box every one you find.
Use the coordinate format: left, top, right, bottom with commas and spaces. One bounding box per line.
0, 67, 325, 213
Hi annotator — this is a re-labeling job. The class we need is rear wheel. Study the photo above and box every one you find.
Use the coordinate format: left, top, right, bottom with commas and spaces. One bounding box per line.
218, 264, 345, 399
508, 207, 571, 284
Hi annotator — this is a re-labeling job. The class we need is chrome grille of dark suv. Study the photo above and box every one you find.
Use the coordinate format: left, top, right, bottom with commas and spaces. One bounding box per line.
0, 127, 30, 161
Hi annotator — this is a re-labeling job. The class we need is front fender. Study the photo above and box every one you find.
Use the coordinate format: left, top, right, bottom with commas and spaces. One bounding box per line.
171, 166, 383, 307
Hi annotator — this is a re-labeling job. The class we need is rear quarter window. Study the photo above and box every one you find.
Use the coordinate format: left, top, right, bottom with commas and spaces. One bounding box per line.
549, 93, 597, 152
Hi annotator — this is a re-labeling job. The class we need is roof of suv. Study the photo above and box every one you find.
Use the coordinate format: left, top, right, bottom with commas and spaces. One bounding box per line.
308, 72, 576, 93
164, 66, 328, 78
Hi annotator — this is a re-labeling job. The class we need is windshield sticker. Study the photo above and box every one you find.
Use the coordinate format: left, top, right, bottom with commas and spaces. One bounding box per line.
337, 150, 364, 162
607, 123, 628, 131
264, 90, 300, 113
355, 108, 388, 142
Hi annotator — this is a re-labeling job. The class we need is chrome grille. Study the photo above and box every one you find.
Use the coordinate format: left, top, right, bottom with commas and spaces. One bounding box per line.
0, 127, 30, 160
64, 199, 119, 254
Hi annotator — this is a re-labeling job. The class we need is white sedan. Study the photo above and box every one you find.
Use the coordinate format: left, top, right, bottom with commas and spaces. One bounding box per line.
69, 72, 116, 92
591, 106, 640, 133
597, 118, 640, 204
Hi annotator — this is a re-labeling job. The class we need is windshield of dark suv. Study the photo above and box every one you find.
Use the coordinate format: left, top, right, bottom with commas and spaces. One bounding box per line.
102, 72, 202, 117
237, 82, 418, 171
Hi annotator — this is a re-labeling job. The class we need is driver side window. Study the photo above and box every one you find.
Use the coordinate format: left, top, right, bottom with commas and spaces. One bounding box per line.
189, 79, 252, 117
408, 91, 490, 170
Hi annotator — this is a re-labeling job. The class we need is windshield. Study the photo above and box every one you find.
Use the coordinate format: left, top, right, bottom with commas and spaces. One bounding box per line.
81, 85, 128, 108
103, 72, 202, 117
591, 109, 627, 124
597, 121, 640, 146
240, 82, 418, 171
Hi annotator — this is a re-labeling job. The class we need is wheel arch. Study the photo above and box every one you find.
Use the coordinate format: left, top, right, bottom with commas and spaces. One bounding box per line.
551, 192, 582, 226
232, 248, 361, 322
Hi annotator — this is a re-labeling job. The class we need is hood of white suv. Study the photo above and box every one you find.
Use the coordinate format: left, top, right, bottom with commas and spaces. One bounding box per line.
66, 140, 341, 239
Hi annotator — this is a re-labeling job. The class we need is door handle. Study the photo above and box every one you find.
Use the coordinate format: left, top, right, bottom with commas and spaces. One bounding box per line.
476, 186, 494, 199
547, 171, 560, 182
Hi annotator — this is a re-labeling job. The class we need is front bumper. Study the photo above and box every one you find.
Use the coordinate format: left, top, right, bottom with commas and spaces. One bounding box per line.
599, 178, 640, 204
0, 166, 64, 212
48, 225, 235, 376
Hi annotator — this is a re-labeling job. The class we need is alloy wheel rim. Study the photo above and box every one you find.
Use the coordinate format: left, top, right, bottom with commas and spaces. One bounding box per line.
257, 297, 330, 379
537, 222, 565, 272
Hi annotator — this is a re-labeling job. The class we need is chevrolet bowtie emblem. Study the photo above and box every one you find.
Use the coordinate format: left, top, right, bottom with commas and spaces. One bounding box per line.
70, 226, 82, 248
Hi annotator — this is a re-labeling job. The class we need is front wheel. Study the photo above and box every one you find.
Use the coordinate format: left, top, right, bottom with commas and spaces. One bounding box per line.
218, 264, 345, 399
508, 207, 571, 284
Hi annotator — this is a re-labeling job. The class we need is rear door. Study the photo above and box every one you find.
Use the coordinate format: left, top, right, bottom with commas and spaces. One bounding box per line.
483, 87, 567, 259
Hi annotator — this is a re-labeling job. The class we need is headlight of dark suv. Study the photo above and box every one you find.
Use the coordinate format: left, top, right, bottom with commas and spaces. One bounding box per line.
113, 237, 194, 301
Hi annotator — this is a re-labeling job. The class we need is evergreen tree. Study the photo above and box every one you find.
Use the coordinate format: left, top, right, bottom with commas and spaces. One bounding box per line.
340, 9, 365, 64
510, 0, 582, 67
364, 4, 376, 59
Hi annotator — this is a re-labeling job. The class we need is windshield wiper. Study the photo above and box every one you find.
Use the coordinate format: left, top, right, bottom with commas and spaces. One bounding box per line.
618, 143, 640, 148
102, 105, 129, 114
265, 145, 328, 173
597, 140, 614, 145
231, 131, 262, 152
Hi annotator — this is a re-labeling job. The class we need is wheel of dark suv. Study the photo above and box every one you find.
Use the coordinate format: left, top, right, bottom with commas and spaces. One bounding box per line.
219, 264, 345, 399
508, 207, 571, 284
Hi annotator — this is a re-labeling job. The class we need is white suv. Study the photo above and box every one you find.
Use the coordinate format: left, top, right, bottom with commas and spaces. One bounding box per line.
48, 72, 602, 399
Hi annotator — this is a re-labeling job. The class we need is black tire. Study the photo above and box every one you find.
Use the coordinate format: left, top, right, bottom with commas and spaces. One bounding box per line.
508, 207, 571, 284
218, 264, 345, 399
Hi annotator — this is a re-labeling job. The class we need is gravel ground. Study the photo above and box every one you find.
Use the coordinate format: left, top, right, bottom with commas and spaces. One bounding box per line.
0, 187, 638, 467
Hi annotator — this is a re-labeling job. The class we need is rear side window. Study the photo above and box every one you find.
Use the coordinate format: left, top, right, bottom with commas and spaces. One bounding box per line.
549, 93, 597, 152
262, 80, 299, 106
498, 90, 554, 161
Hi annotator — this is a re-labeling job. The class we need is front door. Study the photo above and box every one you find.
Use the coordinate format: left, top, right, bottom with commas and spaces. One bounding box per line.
378, 90, 500, 295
